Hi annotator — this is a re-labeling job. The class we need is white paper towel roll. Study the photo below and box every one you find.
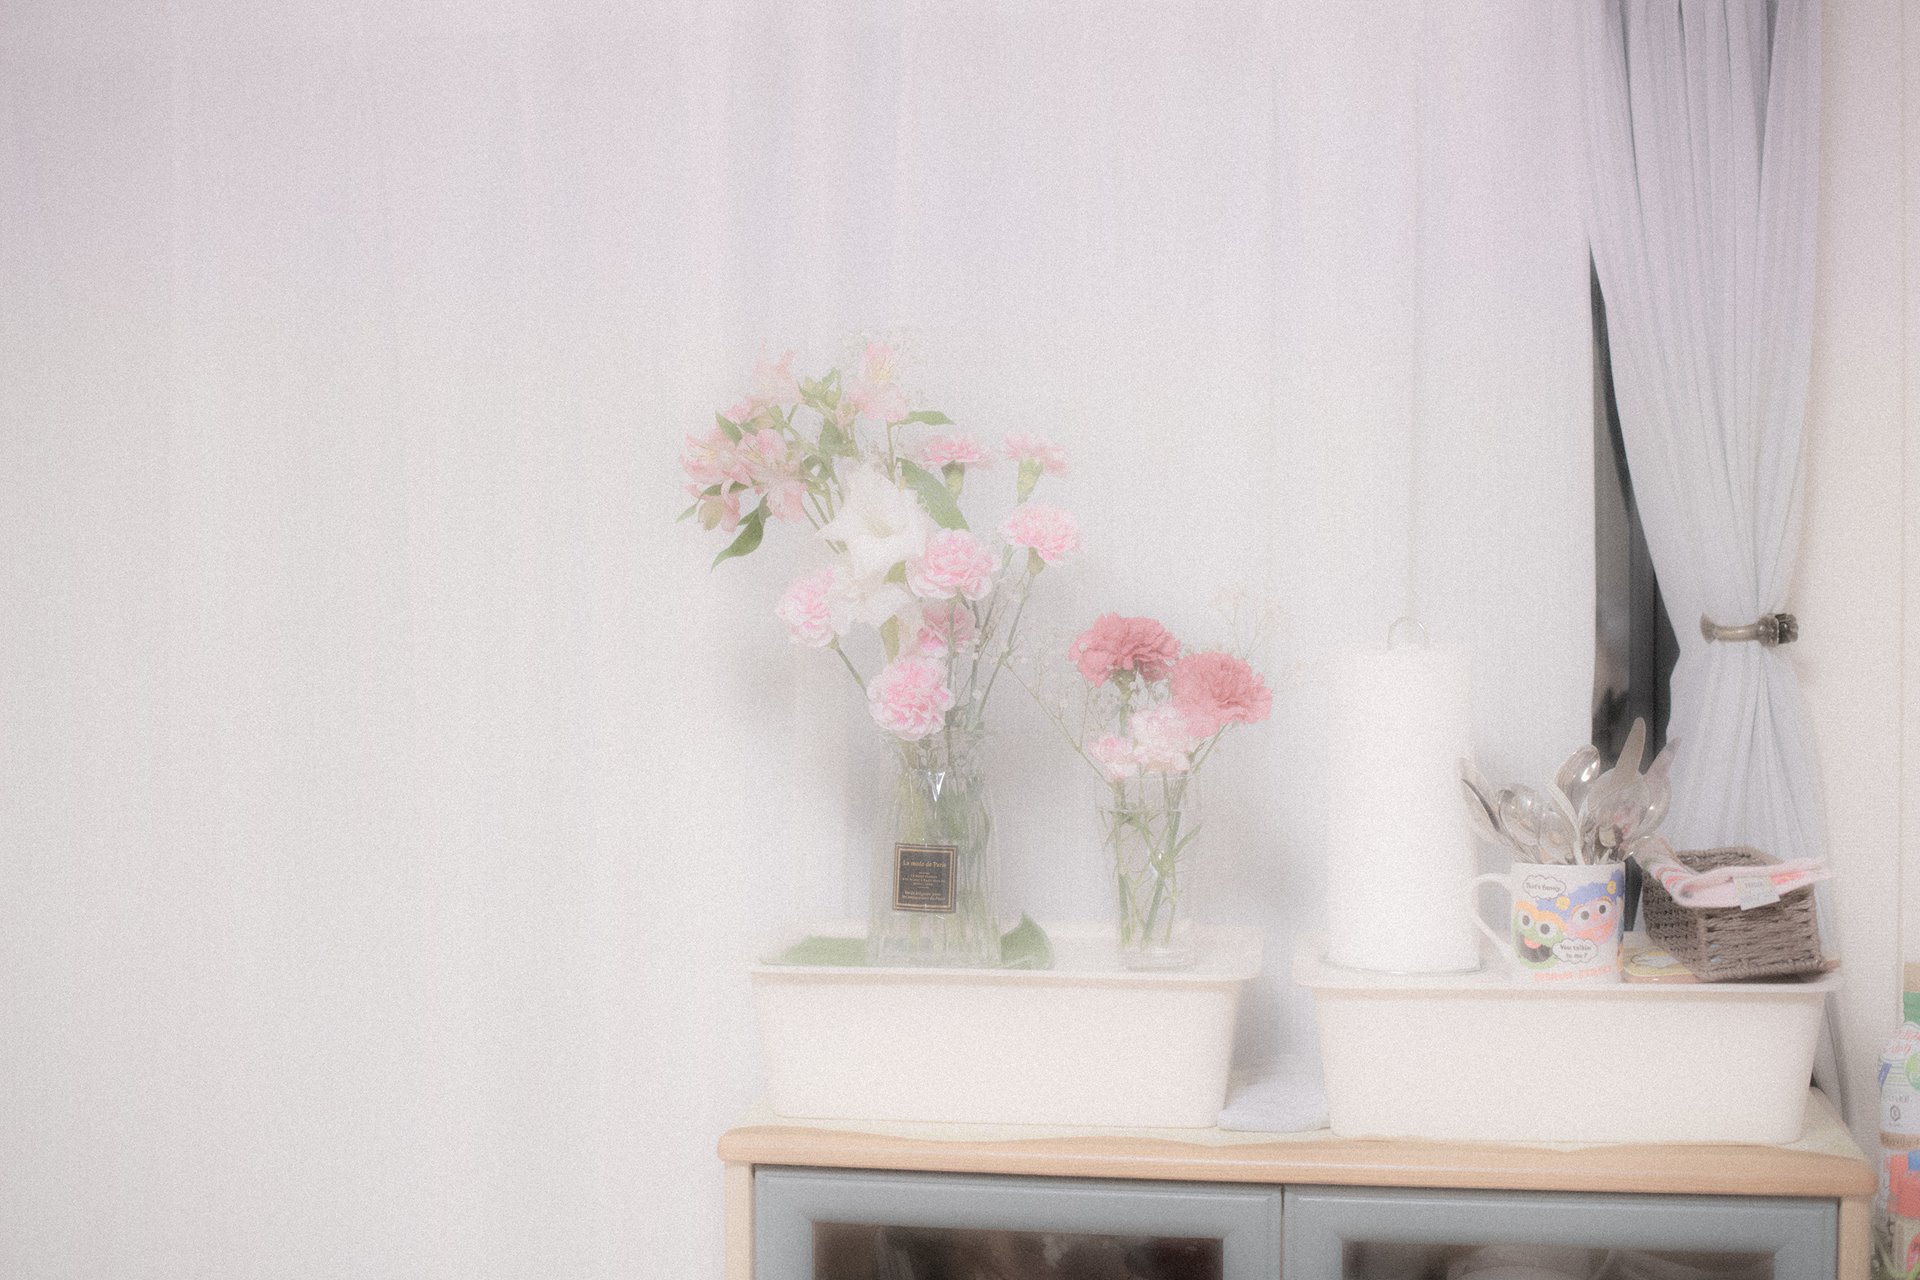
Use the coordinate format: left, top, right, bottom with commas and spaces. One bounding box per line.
1322, 638, 1481, 973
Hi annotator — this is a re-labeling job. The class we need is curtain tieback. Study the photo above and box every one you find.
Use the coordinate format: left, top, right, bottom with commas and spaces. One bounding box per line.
1700, 613, 1799, 647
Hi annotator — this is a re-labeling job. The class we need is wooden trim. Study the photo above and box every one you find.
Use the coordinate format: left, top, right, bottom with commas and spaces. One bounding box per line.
724, 1162, 754, 1280
717, 1126, 1874, 1200
1838, 1195, 1870, 1280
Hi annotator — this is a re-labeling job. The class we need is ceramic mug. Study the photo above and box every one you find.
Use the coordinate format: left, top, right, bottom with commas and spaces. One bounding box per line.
1470, 861, 1625, 983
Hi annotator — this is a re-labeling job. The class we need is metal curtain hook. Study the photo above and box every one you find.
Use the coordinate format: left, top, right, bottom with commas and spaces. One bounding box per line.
1700, 613, 1799, 647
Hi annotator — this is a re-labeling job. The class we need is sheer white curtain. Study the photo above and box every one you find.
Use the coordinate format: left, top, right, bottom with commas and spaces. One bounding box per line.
1581, 1, 1825, 866
1, 1, 1587, 1275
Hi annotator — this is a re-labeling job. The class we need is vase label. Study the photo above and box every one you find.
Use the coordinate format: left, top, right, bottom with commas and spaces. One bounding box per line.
892, 842, 958, 913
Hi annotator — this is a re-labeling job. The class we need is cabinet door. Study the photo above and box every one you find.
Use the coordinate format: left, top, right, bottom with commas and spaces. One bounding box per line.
755, 1167, 1282, 1280
1284, 1184, 1834, 1280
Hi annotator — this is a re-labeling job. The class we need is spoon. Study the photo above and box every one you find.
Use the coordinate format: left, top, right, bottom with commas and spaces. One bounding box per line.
1587, 773, 1652, 861
1553, 745, 1605, 818
1459, 770, 1504, 846
1616, 717, 1647, 777
1500, 785, 1574, 864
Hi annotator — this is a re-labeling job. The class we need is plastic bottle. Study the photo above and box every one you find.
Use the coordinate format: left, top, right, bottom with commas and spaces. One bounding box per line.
1888, 1154, 1920, 1278
1877, 964, 1920, 1278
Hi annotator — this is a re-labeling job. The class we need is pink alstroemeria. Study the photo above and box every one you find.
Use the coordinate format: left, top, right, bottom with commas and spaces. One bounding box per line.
688, 483, 742, 532
743, 429, 809, 523
751, 350, 803, 411
845, 340, 911, 425
680, 424, 752, 491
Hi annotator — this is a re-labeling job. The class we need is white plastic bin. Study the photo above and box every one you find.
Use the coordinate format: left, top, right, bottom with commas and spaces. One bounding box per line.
752, 924, 1261, 1128
1296, 936, 1837, 1144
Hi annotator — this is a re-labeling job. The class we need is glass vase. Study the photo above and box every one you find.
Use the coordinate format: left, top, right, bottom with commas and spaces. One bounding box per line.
1103, 774, 1200, 970
867, 728, 1000, 967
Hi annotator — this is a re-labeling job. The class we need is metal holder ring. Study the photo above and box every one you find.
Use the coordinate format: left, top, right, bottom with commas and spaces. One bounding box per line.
1700, 612, 1799, 647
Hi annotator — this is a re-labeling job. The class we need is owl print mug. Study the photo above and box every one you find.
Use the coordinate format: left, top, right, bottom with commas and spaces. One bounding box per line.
1469, 861, 1625, 983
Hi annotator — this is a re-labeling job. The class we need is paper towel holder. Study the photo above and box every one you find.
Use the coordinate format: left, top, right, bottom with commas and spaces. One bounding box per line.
1388, 615, 1431, 650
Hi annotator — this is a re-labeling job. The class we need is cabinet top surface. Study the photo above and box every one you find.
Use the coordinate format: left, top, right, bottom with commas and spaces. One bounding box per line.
718, 1090, 1871, 1198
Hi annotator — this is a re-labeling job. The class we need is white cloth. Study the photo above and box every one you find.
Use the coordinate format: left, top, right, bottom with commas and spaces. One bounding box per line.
1217, 1058, 1331, 1134
1580, 0, 1833, 1108
1580, 0, 1826, 870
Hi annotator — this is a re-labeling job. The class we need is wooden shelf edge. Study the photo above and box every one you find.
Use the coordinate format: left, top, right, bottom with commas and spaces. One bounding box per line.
717, 1125, 1875, 1200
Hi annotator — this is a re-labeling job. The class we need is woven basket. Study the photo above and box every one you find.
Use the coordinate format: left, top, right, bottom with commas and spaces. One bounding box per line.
1640, 847, 1825, 982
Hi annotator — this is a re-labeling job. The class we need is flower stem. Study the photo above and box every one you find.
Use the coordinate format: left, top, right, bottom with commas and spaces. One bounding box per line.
830, 641, 866, 690
977, 566, 1035, 713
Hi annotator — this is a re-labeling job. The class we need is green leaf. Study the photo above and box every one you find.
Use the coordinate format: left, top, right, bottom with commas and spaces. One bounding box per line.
899, 459, 968, 531
941, 461, 965, 499
1016, 458, 1042, 502
715, 412, 743, 443
998, 915, 1054, 970
770, 935, 870, 967
902, 410, 953, 426
817, 421, 856, 458
879, 615, 901, 660
710, 506, 766, 568
676, 501, 699, 523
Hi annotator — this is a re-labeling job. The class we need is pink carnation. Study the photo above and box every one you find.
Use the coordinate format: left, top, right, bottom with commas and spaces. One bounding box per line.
918, 435, 993, 469
1089, 734, 1140, 782
1001, 503, 1081, 565
915, 601, 977, 656
1129, 702, 1198, 773
1005, 433, 1069, 476
774, 567, 838, 648
1171, 651, 1272, 739
907, 529, 996, 602
867, 657, 955, 741
1068, 614, 1182, 686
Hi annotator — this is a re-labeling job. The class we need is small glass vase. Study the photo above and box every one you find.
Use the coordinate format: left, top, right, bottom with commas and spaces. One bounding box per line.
1103, 774, 1200, 970
867, 728, 1000, 967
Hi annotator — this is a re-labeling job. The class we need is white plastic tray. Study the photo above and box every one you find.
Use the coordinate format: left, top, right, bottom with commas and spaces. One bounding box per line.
752, 924, 1261, 1128
1296, 936, 1839, 1144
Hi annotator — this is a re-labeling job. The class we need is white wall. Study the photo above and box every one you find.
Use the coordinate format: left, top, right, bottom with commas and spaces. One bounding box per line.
1800, 0, 1914, 1159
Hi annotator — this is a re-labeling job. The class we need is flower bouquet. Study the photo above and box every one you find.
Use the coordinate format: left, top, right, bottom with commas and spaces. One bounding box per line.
1046, 613, 1272, 968
680, 342, 1080, 966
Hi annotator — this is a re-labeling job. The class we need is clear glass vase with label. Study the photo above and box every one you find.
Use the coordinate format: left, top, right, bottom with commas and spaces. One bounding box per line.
868, 728, 1000, 967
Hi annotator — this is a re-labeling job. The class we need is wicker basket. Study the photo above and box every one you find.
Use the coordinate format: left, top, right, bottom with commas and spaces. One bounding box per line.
1640, 847, 1825, 982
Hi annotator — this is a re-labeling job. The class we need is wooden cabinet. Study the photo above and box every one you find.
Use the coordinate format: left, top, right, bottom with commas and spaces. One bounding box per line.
720, 1090, 1872, 1280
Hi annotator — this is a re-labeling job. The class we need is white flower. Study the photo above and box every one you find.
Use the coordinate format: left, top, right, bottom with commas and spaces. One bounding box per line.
818, 466, 932, 581
828, 566, 918, 635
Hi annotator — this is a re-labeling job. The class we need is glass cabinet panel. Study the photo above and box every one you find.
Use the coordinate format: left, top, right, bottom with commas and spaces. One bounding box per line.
1287, 1187, 1833, 1280
814, 1221, 1221, 1279
756, 1169, 1279, 1280
1342, 1240, 1771, 1279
